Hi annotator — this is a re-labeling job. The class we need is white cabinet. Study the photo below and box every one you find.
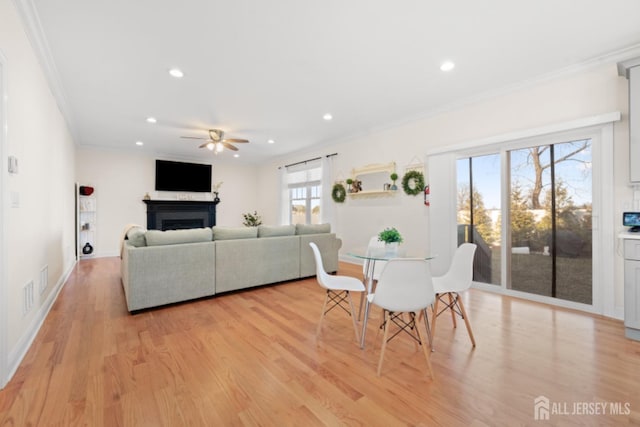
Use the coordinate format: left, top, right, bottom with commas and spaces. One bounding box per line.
78, 192, 96, 257
618, 58, 640, 182
630, 66, 640, 182
621, 236, 640, 340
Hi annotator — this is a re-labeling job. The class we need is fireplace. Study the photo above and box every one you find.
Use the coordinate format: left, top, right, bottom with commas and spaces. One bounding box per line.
143, 200, 219, 231
159, 217, 205, 231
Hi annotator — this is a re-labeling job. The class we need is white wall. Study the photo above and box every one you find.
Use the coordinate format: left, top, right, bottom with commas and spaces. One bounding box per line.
0, 0, 76, 386
257, 62, 632, 315
75, 147, 260, 256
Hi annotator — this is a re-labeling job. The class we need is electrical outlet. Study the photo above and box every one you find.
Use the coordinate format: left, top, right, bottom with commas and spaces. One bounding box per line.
23, 281, 34, 315
40, 266, 48, 294
10, 191, 19, 208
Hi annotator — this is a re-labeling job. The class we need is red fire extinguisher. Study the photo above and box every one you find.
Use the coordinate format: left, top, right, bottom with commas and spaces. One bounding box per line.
424, 185, 430, 206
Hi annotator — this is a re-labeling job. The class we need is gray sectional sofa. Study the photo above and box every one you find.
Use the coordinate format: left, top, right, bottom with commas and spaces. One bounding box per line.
121, 223, 341, 312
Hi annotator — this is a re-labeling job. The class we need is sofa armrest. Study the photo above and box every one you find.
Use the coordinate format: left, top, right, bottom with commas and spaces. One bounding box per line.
299, 233, 342, 277
121, 241, 215, 311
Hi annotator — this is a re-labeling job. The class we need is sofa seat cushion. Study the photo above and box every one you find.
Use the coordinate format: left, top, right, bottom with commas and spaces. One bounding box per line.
258, 225, 296, 238
145, 227, 213, 246
295, 223, 331, 235
212, 226, 258, 240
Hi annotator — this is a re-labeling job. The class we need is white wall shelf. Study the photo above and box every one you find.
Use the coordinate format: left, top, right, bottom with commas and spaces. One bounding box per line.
348, 190, 398, 198
78, 190, 96, 258
348, 162, 397, 194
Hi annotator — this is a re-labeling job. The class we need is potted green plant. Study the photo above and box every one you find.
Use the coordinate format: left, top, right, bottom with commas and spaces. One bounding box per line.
390, 172, 398, 190
242, 211, 263, 227
346, 178, 354, 193
378, 227, 403, 254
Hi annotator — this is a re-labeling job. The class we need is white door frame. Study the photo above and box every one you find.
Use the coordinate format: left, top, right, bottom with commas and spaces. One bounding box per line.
0, 50, 8, 388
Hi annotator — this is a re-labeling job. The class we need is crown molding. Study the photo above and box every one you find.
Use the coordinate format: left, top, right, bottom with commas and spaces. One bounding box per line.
311, 43, 640, 152
618, 57, 640, 79
12, 0, 79, 144
398, 44, 640, 129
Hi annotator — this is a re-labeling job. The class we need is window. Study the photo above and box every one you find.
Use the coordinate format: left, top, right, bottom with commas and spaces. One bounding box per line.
287, 160, 322, 225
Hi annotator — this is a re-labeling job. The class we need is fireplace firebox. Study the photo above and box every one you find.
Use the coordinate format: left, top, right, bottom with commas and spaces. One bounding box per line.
143, 200, 219, 231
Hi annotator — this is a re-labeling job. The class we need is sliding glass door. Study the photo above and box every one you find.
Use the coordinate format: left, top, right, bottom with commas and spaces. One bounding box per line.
509, 140, 592, 304
457, 139, 593, 305
457, 154, 501, 286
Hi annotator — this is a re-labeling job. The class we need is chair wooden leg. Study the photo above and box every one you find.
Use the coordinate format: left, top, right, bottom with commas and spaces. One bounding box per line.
448, 293, 457, 328
414, 313, 435, 379
357, 290, 365, 321
347, 291, 360, 343
431, 296, 439, 351
316, 291, 329, 338
377, 310, 391, 376
373, 307, 384, 349
421, 308, 433, 349
457, 296, 476, 347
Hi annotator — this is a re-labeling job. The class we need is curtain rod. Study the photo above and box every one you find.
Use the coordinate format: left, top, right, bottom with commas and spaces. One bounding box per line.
280, 153, 338, 169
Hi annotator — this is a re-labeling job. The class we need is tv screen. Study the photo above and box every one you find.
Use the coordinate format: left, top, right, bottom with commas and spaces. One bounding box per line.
623, 212, 640, 232
155, 160, 212, 192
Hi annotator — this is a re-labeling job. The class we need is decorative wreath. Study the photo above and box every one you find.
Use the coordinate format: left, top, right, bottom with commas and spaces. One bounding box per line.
331, 183, 347, 203
402, 170, 425, 196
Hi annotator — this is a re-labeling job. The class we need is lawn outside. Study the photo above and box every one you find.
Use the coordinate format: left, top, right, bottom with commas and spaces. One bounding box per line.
483, 247, 592, 305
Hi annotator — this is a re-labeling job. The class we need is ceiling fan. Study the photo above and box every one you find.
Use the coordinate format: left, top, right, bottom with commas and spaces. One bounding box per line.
181, 129, 249, 153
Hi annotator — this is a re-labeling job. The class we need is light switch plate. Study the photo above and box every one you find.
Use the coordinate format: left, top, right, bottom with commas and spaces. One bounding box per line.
8, 156, 18, 174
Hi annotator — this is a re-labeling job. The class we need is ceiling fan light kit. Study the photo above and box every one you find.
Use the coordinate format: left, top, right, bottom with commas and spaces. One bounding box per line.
181, 128, 249, 155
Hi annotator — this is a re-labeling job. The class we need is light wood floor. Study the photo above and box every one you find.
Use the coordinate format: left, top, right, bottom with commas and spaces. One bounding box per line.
1, 257, 639, 426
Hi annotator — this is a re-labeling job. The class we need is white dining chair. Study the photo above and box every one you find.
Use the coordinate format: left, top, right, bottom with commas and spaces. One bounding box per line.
431, 243, 477, 348
367, 258, 435, 378
309, 242, 365, 343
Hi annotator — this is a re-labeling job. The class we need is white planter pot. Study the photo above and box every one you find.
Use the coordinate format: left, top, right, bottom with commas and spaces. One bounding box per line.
385, 242, 398, 255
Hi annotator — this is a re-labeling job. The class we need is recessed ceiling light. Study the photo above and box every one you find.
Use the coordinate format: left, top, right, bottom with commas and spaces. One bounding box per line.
440, 61, 455, 72
169, 68, 184, 78
233, 154, 239, 158
267, 139, 275, 144
135, 141, 144, 146
146, 117, 157, 123
323, 113, 333, 121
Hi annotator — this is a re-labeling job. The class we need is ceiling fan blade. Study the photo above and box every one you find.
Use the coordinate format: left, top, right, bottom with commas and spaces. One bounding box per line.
222, 142, 239, 151
181, 136, 207, 140
198, 142, 211, 149
224, 138, 249, 143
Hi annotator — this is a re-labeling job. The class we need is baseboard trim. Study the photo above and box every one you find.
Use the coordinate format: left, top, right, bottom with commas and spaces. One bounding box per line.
6, 258, 76, 383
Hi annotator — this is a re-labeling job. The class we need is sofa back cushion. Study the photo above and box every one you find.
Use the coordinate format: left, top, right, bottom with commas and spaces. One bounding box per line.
258, 225, 296, 238
212, 226, 258, 240
145, 227, 213, 246
295, 223, 331, 235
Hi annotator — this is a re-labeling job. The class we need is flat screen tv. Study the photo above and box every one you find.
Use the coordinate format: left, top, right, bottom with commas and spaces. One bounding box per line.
623, 212, 640, 232
155, 160, 212, 192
